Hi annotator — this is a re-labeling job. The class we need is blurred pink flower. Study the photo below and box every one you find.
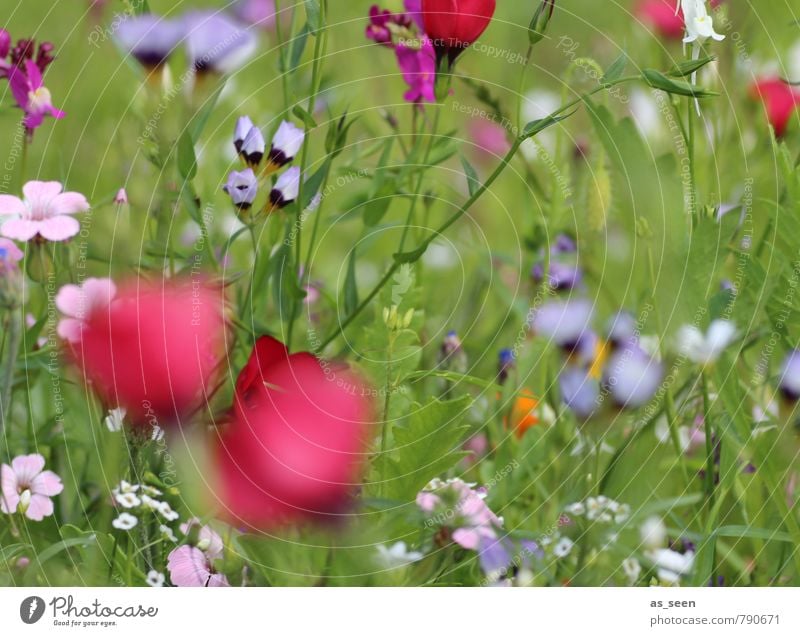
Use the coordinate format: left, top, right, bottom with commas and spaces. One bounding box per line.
55, 278, 117, 343
1, 454, 64, 521
167, 545, 229, 587
0, 180, 89, 242
8, 60, 65, 131
0, 238, 24, 268
468, 120, 511, 161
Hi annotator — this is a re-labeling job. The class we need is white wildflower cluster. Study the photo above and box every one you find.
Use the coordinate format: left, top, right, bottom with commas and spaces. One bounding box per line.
564, 496, 631, 525
110, 480, 180, 532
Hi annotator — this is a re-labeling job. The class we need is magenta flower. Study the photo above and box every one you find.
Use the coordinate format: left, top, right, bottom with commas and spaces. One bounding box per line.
0, 181, 89, 242
167, 545, 229, 587
366, 6, 395, 45
396, 39, 436, 104
1, 454, 64, 521
8, 60, 65, 131
55, 278, 117, 343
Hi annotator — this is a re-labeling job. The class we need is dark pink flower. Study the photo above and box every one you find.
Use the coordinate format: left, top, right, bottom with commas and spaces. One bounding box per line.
396, 39, 436, 104
750, 78, 800, 138
8, 60, 65, 131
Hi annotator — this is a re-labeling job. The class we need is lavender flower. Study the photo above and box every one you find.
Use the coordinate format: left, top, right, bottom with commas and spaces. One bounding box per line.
269, 166, 301, 209
223, 169, 258, 210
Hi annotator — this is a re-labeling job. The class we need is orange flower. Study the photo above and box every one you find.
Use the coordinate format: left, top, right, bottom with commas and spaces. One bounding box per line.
507, 391, 541, 438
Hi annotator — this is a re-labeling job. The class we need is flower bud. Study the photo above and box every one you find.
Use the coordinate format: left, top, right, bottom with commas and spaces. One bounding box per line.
528, 0, 556, 46
269, 166, 301, 210
267, 121, 305, 171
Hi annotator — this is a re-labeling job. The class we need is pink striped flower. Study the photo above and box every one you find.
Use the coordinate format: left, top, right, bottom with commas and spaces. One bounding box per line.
0, 181, 89, 242
167, 546, 229, 587
1, 454, 64, 521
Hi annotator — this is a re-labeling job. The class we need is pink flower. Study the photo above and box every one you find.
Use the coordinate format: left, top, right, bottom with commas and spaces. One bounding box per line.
0, 238, 24, 269
8, 60, 65, 131
55, 278, 117, 343
1, 454, 64, 521
180, 518, 224, 561
0, 180, 89, 242
167, 545, 229, 587
750, 78, 800, 138
396, 39, 436, 104
416, 478, 503, 550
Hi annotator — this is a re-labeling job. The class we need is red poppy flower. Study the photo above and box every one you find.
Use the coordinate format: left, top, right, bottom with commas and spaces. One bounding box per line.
215, 336, 373, 529
76, 279, 226, 426
421, 0, 496, 61
750, 78, 800, 138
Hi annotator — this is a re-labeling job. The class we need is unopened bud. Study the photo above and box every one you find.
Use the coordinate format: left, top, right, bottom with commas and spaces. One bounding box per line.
529, 0, 556, 46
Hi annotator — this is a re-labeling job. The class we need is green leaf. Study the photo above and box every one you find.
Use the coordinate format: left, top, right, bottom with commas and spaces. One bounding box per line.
238, 534, 329, 586
344, 248, 359, 315
460, 156, 480, 197
601, 53, 627, 85
288, 24, 310, 74
363, 138, 396, 226
642, 69, 718, 98
521, 110, 576, 140
668, 56, 717, 78
304, 0, 322, 32
292, 104, 318, 130
177, 131, 198, 181
189, 81, 225, 142
383, 396, 473, 501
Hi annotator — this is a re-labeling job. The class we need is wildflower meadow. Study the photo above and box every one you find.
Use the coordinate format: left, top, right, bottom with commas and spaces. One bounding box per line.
2, 0, 800, 602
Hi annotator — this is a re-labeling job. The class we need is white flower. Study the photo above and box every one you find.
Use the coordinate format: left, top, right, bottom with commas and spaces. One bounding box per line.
269, 121, 305, 166
565, 502, 586, 516
160, 525, 178, 542
677, 320, 737, 366
640, 516, 667, 550
614, 504, 631, 525
140, 494, 160, 510
553, 537, 574, 558
680, 0, 725, 44
150, 424, 165, 442
115, 492, 141, 509
104, 407, 126, 432
112, 480, 139, 497
376, 542, 424, 568
112, 513, 138, 531
157, 501, 179, 522
649, 548, 695, 584
146, 570, 165, 587
622, 558, 642, 584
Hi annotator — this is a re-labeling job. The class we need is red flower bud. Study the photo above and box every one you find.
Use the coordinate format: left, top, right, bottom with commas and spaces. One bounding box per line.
215, 337, 373, 529
421, 0, 496, 59
750, 78, 800, 138
76, 279, 226, 426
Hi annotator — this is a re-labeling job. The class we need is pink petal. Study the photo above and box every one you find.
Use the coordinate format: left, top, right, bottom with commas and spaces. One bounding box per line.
81, 278, 117, 311
0, 238, 23, 261
48, 192, 89, 216
23, 181, 63, 208
57, 318, 83, 343
8, 66, 29, 109
0, 219, 39, 241
24, 111, 45, 130
25, 494, 54, 521
1, 464, 20, 513
452, 527, 481, 551
36, 215, 80, 242
206, 573, 230, 587
55, 284, 82, 317
167, 546, 212, 587
48, 106, 66, 120
11, 454, 45, 485
0, 195, 26, 216
31, 470, 64, 497
24, 60, 42, 89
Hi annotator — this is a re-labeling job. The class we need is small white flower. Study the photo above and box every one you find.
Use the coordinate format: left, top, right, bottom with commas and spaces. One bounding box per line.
159, 525, 178, 542
565, 502, 586, 516
141, 484, 163, 497
622, 557, 642, 584
553, 537, 574, 559
586, 497, 601, 520
157, 501, 179, 522
614, 504, 631, 525
677, 320, 737, 366
140, 494, 160, 510
150, 425, 165, 442
376, 542, 424, 567
146, 570, 165, 587
112, 513, 138, 531
680, 0, 725, 45
104, 407, 126, 432
115, 492, 141, 509
640, 516, 667, 550
649, 548, 695, 584
112, 480, 139, 497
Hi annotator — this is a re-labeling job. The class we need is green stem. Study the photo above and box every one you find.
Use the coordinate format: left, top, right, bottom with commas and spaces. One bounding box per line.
273, 0, 291, 115
315, 76, 641, 352
701, 372, 715, 510
515, 45, 533, 134
0, 308, 22, 438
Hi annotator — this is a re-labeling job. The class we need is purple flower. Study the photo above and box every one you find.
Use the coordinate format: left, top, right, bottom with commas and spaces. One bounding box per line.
366, 6, 395, 46
780, 350, 800, 401
604, 345, 663, 409
606, 310, 638, 348
404, 0, 424, 29
560, 366, 599, 419
498, 348, 515, 384
269, 166, 301, 209
223, 169, 258, 210
396, 39, 436, 104
531, 299, 594, 351
8, 60, 65, 132
115, 14, 184, 70
234, 0, 277, 30
183, 11, 256, 74
267, 120, 305, 169
532, 233, 582, 291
